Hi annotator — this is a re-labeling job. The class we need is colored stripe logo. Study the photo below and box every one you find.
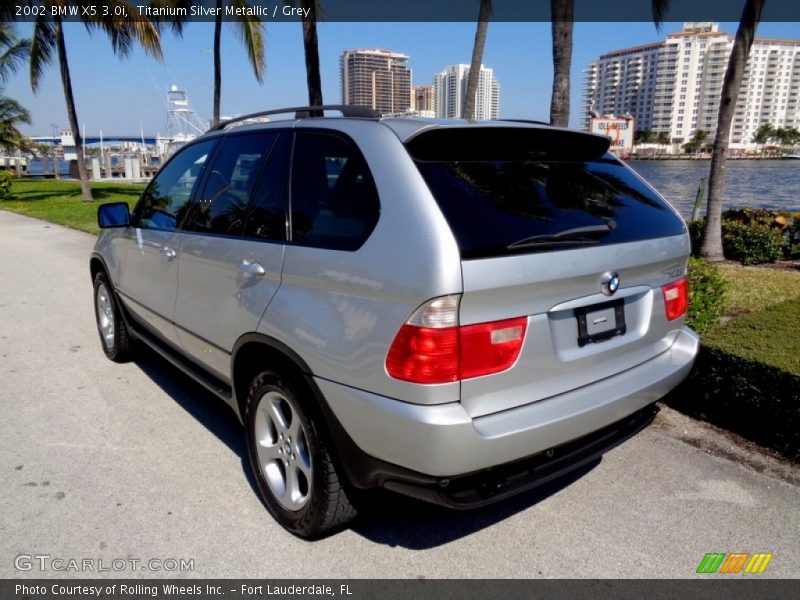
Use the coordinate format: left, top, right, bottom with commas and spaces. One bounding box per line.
697, 553, 773, 574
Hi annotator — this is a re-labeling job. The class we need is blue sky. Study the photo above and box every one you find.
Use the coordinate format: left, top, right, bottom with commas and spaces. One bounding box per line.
6, 21, 800, 136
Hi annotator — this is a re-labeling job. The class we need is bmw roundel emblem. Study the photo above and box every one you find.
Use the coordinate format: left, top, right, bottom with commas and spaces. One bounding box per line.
601, 271, 620, 296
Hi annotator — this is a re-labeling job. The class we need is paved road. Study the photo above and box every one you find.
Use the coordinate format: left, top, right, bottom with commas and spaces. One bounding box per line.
1, 210, 798, 579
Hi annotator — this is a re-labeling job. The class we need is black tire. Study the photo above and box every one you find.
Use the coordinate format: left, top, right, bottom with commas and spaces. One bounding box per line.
245, 370, 356, 538
92, 271, 133, 362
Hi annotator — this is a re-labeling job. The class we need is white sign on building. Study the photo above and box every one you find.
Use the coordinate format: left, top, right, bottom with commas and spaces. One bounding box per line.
590, 117, 635, 155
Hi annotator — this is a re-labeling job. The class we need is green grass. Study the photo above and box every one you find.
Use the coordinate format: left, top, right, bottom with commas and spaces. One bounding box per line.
717, 263, 800, 314
703, 297, 800, 376
2, 178, 144, 235
695, 264, 800, 376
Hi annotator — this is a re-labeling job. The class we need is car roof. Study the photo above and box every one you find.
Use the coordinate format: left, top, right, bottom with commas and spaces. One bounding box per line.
204, 115, 598, 145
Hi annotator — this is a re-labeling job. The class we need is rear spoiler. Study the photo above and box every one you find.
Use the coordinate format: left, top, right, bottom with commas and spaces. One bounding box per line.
406, 126, 611, 162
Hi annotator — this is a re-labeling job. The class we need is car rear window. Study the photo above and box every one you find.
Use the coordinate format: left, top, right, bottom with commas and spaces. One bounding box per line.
408, 128, 685, 260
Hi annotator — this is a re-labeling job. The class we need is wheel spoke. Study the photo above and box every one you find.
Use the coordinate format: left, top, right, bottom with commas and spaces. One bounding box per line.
268, 398, 289, 433
286, 466, 306, 509
255, 438, 282, 467
296, 451, 312, 482
287, 410, 302, 441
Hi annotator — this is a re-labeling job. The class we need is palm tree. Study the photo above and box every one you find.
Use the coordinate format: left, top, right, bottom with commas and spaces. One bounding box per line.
0, 95, 32, 153
26, 3, 163, 202
782, 127, 800, 150
635, 129, 654, 145
753, 122, 774, 156
550, 1, 671, 129
701, 0, 766, 262
773, 126, 799, 152
549, 0, 573, 127
0, 24, 33, 154
295, 0, 323, 108
211, 0, 266, 127
656, 131, 670, 152
463, 0, 492, 121
683, 129, 709, 155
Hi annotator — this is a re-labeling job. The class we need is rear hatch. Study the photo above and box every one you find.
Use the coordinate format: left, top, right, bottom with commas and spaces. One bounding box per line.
407, 125, 689, 418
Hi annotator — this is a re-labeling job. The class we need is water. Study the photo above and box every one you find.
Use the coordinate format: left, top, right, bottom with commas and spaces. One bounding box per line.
627, 160, 800, 219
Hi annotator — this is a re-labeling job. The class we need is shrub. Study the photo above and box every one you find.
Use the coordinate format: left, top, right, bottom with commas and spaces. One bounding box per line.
0, 171, 12, 201
685, 257, 727, 334
690, 209, 796, 264
722, 221, 784, 265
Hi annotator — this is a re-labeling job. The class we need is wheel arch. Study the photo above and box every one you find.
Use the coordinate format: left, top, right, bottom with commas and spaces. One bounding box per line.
230, 333, 320, 423
89, 253, 109, 283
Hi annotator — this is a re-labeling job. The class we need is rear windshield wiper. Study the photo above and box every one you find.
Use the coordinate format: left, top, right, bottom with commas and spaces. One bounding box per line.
507, 224, 614, 249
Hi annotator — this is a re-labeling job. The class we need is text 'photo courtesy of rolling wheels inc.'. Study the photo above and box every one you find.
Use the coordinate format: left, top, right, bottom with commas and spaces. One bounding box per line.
1, 0, 799, 597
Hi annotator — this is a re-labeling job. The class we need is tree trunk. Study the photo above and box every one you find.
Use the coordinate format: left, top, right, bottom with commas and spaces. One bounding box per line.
463, 1, 491, 121
549, 0, 573, 128
55, 19, 91, 202
212, 5, 222, 127
701, 0, 764, 262
301, 0, 323, 111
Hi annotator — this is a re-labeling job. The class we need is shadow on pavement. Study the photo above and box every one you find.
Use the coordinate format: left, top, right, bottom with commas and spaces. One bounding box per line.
350, 461, 598, 549
132, 345, 600, 548
131, 348, 261, 500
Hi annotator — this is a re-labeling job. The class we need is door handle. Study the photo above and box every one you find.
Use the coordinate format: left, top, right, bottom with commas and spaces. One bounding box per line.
161, 246, 177, 261
238, 259, 265, 277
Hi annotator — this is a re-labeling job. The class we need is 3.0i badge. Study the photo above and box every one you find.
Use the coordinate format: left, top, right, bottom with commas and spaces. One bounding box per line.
600, 271, 620, 296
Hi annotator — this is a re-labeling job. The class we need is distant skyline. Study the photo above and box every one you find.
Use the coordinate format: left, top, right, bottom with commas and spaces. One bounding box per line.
5, 21, 799, 135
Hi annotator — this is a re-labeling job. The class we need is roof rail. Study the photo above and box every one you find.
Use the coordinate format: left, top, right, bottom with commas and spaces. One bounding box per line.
207, 105, 380, 132
500, 119, 553, 127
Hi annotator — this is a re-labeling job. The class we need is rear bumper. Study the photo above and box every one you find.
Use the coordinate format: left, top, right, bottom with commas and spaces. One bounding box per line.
317, 326, 698, 486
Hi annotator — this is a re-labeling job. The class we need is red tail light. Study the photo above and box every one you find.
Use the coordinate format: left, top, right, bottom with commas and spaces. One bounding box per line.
385, 326, 460, 383
661, 277, 688, 321
386, 296, 527, 384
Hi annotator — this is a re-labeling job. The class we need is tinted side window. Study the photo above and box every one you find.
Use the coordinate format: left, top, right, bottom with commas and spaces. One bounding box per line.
186, 133, 276, 236
133, 140, 216, 230
290, 132, 379, 251
243, 134, 290, 241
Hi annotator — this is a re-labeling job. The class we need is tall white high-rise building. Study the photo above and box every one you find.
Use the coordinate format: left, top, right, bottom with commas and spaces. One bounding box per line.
583, 22, 800, 149
433, 64, 499, 120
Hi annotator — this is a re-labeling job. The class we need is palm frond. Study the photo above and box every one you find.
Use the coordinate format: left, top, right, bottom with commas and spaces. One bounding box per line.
0, 94, 32, 126
30, 16, 56, 93
0, 37, 31, 82
652, 0, 670, 31
146, 0, 193, 35
84, 0, 164, 60
231, 0, 266, 83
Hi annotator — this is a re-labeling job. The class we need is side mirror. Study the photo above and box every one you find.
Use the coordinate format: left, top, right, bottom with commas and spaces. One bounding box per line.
98, 202, 130, 228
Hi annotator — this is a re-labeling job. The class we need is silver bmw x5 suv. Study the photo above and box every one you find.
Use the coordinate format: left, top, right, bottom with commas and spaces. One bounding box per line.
91, 106, 698, 537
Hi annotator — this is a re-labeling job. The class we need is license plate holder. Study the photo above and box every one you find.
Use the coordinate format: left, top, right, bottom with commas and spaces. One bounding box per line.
575, 299, 626, 347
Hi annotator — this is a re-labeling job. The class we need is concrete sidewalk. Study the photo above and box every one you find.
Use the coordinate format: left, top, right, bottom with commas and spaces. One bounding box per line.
0, 210, 797, 578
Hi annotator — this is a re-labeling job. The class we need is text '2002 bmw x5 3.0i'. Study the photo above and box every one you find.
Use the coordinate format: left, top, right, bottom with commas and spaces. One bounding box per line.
90, 106, 699, 538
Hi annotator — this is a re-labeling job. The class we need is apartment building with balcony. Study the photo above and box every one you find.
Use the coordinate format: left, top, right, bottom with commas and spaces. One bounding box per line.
412, 84, 436, 118
340, 48, 412, 116
583, 22, 800, 150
